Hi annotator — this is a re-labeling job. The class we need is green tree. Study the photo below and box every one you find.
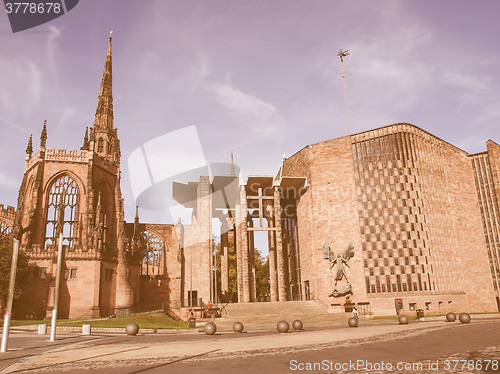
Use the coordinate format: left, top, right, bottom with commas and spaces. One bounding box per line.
0, 241, 30, 315
215, 239, 270, 302
214, 236, 237, 302
255, 249, 270, 300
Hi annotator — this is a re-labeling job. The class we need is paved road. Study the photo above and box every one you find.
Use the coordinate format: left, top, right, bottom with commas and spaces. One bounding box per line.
1, 319, 499, 373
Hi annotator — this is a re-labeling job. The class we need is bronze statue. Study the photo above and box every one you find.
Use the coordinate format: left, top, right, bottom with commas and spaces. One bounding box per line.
323, 242, 354, 297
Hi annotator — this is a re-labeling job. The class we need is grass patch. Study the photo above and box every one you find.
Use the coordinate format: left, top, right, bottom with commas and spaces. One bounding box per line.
82, 313, 188, 329
5, 313, 188, 329
5, 318, 91, 327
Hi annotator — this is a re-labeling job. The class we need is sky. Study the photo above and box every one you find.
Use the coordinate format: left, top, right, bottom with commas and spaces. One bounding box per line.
1, 0, 499, 229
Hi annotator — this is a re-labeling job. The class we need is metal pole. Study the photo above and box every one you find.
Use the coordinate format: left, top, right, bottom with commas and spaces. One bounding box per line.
338, 49, 353, 135
189, 241, 193, 315
50, 233, 64, 341
214, 237, 218, 304
1, 239, 20, 353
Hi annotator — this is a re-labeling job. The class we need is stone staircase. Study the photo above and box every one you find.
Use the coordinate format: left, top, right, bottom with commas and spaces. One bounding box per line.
212, 300, 350, 330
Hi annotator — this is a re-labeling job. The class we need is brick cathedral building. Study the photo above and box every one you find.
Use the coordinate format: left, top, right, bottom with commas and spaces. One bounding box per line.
1, 36, 499, 319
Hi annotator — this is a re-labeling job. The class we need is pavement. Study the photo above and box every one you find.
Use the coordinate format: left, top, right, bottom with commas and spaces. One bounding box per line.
0, 316, 499, 373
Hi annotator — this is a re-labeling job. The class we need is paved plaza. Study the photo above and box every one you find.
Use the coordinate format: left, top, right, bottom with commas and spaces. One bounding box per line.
1, 317, 499, 373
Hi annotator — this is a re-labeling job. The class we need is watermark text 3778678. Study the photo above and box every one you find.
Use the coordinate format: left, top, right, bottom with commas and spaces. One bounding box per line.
3, 0, 79, 33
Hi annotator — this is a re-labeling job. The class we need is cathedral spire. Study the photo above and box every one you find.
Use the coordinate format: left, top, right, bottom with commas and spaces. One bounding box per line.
94, 32, 113, 131
90, 32, 119, 161
40, 120, 47, 149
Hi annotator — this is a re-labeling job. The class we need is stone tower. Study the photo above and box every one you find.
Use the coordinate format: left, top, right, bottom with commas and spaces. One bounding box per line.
14, 34, 138, 319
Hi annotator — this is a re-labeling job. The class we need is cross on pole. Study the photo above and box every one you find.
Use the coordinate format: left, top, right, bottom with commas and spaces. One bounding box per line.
338, 49, 353, 135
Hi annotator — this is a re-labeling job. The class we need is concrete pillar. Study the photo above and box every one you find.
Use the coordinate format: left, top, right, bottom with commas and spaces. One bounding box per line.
196, 176, 212, 304
248, 218, 256, 302
220, 219, 229, 294
235, 203, 243, 302
240, 186, 250, 302
274, 187, 286, 301
267, 204, 278, 302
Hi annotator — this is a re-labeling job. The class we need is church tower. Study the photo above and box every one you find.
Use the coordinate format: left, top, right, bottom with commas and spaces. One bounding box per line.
14, 33, 138, 319
84, 31, 120, 162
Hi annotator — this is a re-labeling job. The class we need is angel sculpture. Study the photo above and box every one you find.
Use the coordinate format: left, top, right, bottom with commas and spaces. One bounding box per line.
323, 242, 355, 297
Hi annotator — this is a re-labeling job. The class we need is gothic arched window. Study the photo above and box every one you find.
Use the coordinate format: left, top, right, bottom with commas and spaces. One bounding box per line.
45, 175, 80, 249
0, 221, 12, 243
141, 230, 166, 277
97, 138, 104, 153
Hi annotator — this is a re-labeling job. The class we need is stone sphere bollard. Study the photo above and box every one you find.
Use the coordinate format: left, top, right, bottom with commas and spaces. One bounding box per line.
398, 315, 409, 325
204, 322, 217, 335
125, 322, 139, 336
277, 320, 289, 333
459, 313, 471, 324
292, 320, 303, 331
233, 322, 244, 333
446, 312, 456, 322
348, 317, 358, 327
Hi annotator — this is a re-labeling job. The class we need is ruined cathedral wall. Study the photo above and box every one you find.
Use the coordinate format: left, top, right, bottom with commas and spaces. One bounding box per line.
142, 223, 182, 307
0, 204, 16, 228
180, 222, 212, 305
61, 259, 99, 318
92, 163, 120, 251
99, 260, 118, 317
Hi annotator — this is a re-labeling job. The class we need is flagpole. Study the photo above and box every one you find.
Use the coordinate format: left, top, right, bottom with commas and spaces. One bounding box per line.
1, 239, 20, 353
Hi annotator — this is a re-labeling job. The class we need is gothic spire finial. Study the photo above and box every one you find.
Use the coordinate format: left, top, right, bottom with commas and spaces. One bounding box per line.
134, 205, 140, 237
40, 120, 47, 149
26, 134, 33, 156
81, 127, 89, 150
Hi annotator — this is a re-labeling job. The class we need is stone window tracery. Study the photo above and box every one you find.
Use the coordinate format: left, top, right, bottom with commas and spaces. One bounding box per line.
45, 175, 79, 249
0, 221, 12, 242
140, 230, 166, 277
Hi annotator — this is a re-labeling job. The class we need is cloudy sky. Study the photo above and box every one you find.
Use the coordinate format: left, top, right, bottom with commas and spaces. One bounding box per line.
1, 0, 499, 226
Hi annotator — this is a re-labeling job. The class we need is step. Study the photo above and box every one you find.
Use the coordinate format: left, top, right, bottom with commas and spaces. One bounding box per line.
217, 300, 351, 328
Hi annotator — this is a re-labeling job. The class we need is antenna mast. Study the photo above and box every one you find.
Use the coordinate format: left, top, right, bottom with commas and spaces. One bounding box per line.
338, 49, 352, 135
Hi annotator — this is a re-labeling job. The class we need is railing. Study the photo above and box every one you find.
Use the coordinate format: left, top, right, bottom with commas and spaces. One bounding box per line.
114, 302, 166, 318
309, 293, 330, 312
218, 302, 231, 318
